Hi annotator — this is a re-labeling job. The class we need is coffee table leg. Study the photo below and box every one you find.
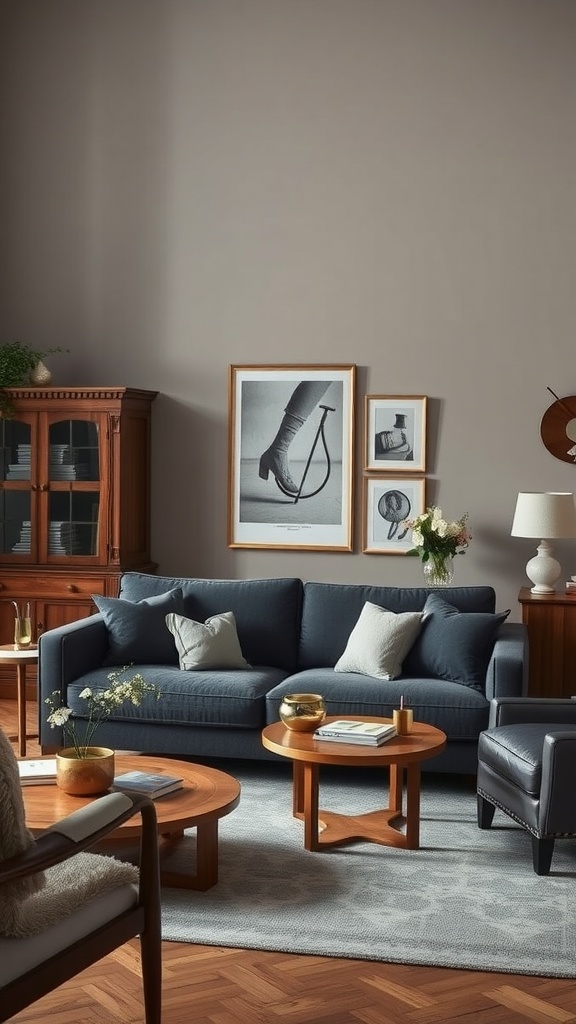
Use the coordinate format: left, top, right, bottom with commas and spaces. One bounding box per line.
159, 819, 219, 890
291, 760, 321, 850
388, 762, 403, 813
302, 762, 320, 852
404, 762, 421, 849
16, 663, 27, 758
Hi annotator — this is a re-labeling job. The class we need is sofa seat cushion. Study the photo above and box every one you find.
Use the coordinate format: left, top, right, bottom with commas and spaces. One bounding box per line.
119, 573, 302, 672
477, 724, 567, 796
68, 665, 288, 730
266, 669, 489, 740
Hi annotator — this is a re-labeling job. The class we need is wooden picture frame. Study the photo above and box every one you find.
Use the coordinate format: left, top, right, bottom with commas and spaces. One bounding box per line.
364, 395, 427, 472
228, 364, 356, 550
362, 476, 425, 554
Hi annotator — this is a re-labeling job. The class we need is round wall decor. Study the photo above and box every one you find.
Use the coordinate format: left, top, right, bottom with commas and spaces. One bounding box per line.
540, 394, 576, 464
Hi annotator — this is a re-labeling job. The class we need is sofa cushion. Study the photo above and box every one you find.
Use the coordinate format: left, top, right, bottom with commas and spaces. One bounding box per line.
266, 668, 489, 740
298, 582, 497, 669
92, 588, 184, 666
166, 611, 250, 671
403, 593, 510, 691
334, 602, 423, 680
119, 573, 303, 672
68, 665, 287, 730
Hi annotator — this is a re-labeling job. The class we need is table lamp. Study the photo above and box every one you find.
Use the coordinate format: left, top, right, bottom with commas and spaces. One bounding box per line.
511, 492, 576, 593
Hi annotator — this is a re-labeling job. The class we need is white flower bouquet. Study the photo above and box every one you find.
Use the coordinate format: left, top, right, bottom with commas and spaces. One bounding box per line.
45, 667, 160, 758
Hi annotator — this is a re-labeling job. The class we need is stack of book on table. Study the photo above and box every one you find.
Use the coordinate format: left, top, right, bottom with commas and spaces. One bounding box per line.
18, 759, 58, 785
314, 720, 396, 746
112, 770, 184, 799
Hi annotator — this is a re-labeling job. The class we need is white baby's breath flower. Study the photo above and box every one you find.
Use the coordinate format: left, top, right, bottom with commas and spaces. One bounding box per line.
78, 687, 92, 699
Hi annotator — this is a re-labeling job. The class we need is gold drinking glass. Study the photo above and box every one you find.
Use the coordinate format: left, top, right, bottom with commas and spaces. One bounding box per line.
14, 614, 32, 648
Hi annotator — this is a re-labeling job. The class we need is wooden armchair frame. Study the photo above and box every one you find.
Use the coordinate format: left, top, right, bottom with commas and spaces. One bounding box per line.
0, 791, 161, 1023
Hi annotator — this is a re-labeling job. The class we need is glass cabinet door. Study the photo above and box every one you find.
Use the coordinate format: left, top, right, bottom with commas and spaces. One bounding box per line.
0, 417, 33, 557
46, 418, 102, 560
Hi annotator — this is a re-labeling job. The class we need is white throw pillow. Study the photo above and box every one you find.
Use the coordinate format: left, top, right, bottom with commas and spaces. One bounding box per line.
334, 602, 423, 680
165, 611, 250, 671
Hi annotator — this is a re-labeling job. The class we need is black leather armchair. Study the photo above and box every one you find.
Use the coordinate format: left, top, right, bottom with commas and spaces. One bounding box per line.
477, 697, 576, 875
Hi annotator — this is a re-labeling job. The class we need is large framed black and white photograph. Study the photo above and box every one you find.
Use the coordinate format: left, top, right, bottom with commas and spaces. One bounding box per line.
364, 395, 427, 472
228, 364, 356, 550
363, 476, 425, 554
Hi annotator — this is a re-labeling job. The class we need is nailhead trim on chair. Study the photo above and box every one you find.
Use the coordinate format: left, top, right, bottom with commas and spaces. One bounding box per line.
476, 786, 576, 840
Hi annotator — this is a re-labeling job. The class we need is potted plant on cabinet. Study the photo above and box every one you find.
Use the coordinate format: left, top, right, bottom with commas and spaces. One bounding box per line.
0, 341, 68, 417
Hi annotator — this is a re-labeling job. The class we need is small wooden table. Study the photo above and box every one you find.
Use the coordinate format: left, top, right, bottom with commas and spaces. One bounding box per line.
22, 754, 241, 890
0, 643, 38, 757
262, 717, 446, 852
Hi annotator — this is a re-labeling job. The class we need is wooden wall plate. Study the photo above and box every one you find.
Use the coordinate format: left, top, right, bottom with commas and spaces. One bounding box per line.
540, 396, 576, 464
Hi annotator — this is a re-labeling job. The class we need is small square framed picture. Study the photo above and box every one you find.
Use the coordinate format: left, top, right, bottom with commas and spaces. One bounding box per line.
363, 476, 426, 554
364, 395, 427, 472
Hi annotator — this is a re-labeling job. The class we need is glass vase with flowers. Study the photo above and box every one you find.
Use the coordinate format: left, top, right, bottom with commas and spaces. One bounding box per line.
407, 506, 472, 586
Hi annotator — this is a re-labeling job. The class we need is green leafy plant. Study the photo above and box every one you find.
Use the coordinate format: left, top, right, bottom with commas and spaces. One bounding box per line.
0, 341, 69, 417
45, 667, 161, 758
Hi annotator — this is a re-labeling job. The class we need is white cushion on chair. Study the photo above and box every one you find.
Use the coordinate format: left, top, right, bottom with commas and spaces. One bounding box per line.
0, 883, 138, 985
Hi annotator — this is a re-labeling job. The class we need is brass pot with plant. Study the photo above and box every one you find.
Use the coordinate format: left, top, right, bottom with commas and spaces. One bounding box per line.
45, 667, 160, 795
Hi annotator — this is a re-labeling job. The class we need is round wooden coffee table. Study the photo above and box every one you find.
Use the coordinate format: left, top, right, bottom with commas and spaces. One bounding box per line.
22, 754, 241, 890
262, 716, 446, 852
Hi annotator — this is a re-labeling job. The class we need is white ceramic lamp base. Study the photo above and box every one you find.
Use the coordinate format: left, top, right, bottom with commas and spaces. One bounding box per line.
526, 540, 562, 594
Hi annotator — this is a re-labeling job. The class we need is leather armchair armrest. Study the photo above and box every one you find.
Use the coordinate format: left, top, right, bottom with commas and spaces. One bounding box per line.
489, 696, 576, 728
540, 731, 576, 834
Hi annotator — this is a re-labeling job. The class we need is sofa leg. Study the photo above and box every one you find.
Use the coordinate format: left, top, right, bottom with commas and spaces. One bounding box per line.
532, 835, 554, 875
477, 794, 496, 829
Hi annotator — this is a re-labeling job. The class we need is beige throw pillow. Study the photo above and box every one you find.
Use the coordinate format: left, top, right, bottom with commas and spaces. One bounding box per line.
166, 611, 250, 671
334, 601, 423, 680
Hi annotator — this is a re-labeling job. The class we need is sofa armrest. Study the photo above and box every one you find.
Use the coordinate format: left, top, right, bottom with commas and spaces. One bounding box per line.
484, 622, 528, 700
488, 696, 576, 727
38, 616, 109, 747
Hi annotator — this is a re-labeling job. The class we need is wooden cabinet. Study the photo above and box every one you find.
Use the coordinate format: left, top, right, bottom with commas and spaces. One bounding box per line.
518, 587, 576, 697
0, 386, 157, 695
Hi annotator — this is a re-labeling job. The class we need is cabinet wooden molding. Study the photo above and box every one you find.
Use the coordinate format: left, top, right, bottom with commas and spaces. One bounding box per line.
0, 386, 158, 695
518, 587, 576, 698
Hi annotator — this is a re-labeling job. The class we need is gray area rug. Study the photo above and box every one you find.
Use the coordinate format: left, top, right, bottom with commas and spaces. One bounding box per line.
160, 760, 576, 976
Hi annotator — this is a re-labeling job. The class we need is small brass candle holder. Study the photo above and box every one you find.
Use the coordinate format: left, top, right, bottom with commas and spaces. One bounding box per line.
393, 707, 413, 735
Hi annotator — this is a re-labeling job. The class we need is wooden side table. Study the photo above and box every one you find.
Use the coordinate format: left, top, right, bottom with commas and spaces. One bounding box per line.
518, 588, 576, 697
0, 644, 38, 756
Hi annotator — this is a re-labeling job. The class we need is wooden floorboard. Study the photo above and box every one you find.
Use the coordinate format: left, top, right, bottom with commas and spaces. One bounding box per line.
3, 699, 576, 1024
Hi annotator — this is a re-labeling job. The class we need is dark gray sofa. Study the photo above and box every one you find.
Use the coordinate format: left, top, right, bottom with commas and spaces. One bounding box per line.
38, 573, 527, 774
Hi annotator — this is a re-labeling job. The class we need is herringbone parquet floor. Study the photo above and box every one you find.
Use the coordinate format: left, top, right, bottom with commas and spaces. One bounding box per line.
3, 699, 576, 1024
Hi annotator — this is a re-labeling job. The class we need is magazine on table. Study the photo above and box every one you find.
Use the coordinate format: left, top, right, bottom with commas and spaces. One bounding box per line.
314, 720, 396, 746
18, 759, 58, 785
112, 770, 184, 799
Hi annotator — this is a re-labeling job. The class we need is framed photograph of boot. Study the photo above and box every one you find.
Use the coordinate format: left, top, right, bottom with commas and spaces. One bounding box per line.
364, 395, 427, 472
363, 476, 426, 554
228, 364, 356, 550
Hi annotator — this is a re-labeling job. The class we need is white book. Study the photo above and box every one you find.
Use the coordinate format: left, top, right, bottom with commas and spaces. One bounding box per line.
314, 732, 395, 746
315, 719, 396, 740
18, 759, 58, 785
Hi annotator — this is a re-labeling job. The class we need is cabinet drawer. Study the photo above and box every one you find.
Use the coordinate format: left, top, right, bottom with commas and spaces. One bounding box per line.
0, 576, 108, 599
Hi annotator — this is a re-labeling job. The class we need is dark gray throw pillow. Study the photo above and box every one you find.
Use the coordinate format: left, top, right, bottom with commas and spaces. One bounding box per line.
402, 593, 510, 690
93, 588, 184, 666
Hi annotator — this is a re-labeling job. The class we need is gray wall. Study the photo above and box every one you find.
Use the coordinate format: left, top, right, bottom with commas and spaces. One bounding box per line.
1, 0, 575, 619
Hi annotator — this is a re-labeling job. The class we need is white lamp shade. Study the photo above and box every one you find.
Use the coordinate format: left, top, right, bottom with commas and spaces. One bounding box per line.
511, 492, 576, 539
